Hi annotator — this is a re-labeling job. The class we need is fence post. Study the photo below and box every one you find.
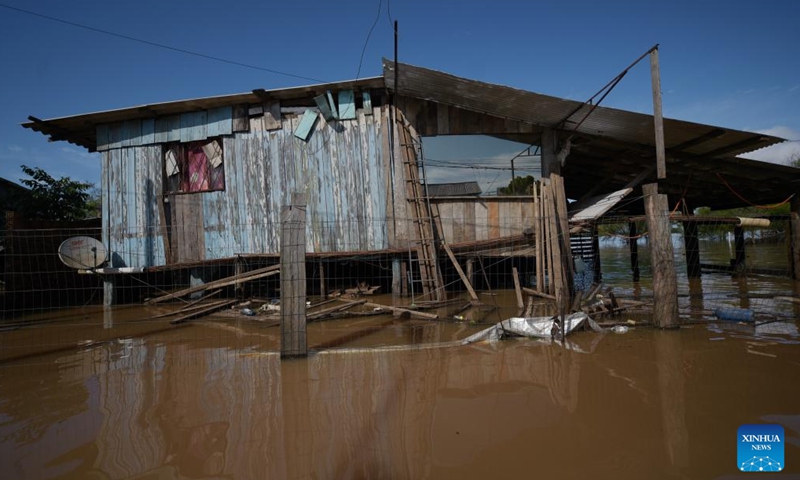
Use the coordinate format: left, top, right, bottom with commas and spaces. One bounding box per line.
281, 193, 307, 358
643, 183, 678, 328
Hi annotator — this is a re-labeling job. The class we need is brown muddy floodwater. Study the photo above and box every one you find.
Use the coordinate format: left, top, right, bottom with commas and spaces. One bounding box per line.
1, 300, 800, 480
1, 240, 800, 479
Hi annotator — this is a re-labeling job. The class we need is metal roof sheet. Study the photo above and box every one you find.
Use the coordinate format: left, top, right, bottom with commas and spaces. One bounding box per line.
22, 76, 385, 151
383, 60, 783, 158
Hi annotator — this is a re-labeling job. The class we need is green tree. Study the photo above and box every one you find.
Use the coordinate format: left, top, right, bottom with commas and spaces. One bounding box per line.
498, 175, 535, 195
15, 165, 93, 221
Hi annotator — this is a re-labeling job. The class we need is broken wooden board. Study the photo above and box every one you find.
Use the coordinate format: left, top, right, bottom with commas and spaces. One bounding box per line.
169, 300, 237, 325
147, 265, 280, 304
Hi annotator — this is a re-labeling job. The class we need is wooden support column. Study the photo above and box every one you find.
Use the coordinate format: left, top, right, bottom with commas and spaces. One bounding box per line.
592, 223, 602, 282
281, 193, 307, 358
234, 256, 245, 298
791, 196, 800, 280
400, 260, 408, 296
541, 128, 560, 178
392, 258, 401, 298
683, 221, 701, 278
643, 183, 678, 328
466, 258, 475, 290
629, 222, 640, 281
319, 261, 327, 299
733, 226, 746, 272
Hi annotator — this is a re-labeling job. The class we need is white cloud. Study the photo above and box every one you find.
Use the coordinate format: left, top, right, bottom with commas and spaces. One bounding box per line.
741, 126, 800, 165
7, 145, 22, 153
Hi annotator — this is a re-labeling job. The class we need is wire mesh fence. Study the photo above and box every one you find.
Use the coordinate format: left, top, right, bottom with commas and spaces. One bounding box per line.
2, 207, 798, 353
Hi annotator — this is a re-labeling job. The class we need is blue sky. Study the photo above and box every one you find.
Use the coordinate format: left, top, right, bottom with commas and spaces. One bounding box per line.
0, 0, 798, 192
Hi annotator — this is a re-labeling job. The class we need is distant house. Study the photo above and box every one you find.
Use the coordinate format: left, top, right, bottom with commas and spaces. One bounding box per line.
425, 181, 481, 197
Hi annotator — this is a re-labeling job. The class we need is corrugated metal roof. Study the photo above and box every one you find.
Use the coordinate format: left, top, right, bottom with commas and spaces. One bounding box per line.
22, 76, 385, 151
425, 181, 482, 197
383, 60, 783, 158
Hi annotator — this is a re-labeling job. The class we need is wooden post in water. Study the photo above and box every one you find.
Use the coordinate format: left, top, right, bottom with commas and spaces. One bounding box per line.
683, 220, 701, 278
733, 225, 746, 272
791, 196, 800, 280
643, 183, 678, 328
629, 221, 641, 281
281, 193, 307, 358
591, 223, 602, 282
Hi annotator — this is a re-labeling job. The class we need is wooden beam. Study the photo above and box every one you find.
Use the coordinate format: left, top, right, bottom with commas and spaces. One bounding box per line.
146, 265, 280, 304
169, 300, 237, 325
364, 302, 439, 319
650, 48, 667, 179
669, 128, 725, 151
442, 243, 479, 302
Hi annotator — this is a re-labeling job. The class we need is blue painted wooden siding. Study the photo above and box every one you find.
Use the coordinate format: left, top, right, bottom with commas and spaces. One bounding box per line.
103, 106, 391, 265
97, 106, 232, 151
101, 146, 166, 267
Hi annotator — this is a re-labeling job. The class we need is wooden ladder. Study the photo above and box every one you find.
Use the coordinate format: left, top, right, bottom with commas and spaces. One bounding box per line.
397, 119, 444, 301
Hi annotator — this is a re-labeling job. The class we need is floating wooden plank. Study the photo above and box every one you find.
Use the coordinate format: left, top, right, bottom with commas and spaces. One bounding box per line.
338, 90, 356, 120
169, 300, 237, 325
146, 264, 280, 304
442, 244, 479, 302
149, 293, 225, 319
364, 302, 439, 319
294, 110, 318, 141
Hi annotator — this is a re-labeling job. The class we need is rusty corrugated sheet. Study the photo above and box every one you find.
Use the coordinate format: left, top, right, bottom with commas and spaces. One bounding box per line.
425, 181, 482, 197
383, 60, 783, 158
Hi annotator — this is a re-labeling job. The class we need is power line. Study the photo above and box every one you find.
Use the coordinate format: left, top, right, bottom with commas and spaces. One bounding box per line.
0, 3, 326, 83
356, 0, 383, 79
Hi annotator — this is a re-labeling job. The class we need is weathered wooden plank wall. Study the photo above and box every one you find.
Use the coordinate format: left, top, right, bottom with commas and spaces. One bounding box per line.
433, 198, 534, 244
101, 147, 166, 267
100, 106, 396, 267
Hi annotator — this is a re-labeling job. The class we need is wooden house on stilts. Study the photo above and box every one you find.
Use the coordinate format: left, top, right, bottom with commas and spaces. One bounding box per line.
23, 59, 800, 328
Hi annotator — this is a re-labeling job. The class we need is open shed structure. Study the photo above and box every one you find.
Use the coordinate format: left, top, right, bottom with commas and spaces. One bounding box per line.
22, 58, 800, 319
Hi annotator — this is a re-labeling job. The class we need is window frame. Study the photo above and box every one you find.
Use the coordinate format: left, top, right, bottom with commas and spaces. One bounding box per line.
162, 137, 226, 195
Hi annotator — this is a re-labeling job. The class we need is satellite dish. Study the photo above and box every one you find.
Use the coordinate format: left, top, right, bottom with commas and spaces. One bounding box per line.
58, 236, 107, 269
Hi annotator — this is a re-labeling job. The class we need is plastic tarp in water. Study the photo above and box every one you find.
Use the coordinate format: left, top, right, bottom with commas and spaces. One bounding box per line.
462, 313, 601, 345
